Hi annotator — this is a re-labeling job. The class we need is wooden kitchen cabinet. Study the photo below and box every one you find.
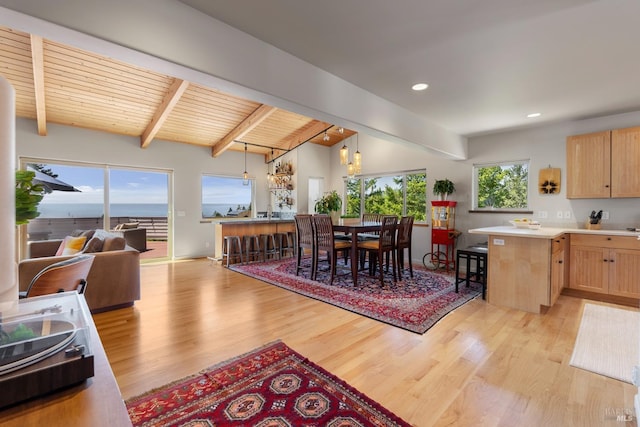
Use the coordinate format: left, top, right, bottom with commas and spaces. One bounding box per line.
487, 235, 555, 313
566, 126, 640, 198
550, 234, 568, 305
569, 234, 640, 299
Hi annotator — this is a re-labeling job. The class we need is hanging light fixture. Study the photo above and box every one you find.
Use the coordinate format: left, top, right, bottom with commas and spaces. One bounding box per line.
323, 131, 330, 142
353, 133, 361, 174
242, 143, 249, 185
338, 126, 349, 165
347, 161, 355, 178
267, 149, 275, 185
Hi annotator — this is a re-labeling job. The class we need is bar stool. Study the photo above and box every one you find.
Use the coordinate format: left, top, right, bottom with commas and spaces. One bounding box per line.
222, 235, 243, 267
455, 246, 487, 299
274, 232, 295, 259
260, 233, 279, 261
243, 234, 262, 263
287, 231, 297, 256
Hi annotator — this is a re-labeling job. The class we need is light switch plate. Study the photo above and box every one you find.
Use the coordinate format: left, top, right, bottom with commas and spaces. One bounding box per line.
493, 238, 505, 246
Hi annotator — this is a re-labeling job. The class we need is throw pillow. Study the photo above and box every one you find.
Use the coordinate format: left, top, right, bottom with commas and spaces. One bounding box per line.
82, 236, 104, 253
55, 236, 87, 256
102, 236, 126, 252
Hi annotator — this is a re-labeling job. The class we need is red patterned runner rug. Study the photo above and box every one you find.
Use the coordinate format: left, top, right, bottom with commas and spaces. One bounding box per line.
230, 257, 481, 334
126, 340, 410, 426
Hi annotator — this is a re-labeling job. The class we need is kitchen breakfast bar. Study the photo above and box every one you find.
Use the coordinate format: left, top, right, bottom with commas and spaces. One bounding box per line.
213, 219, 295, 262
469, 226, 640, 314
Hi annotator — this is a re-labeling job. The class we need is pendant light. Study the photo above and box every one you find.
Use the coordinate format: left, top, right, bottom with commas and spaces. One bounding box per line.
353, 133, 361, 174
347, 161, 355, 178
338, 127, 348, 165
267, 149, 275, 185
242, 143, 249, 185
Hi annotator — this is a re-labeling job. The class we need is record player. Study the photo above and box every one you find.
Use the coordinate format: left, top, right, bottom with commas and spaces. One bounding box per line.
0, 292, 94, 408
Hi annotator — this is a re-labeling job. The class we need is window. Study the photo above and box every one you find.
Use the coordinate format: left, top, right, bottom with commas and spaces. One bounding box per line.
474, 161, 529, 209
202, 175, 253, 218
344, 171, 426, 221
23, 161, 171, 260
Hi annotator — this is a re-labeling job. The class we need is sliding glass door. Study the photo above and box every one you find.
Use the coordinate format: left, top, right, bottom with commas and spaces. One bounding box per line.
22, 160, 172, 261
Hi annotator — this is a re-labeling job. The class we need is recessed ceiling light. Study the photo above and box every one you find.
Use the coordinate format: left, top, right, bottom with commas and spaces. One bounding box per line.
411, 83, 429, 91
527, 113, 541, 118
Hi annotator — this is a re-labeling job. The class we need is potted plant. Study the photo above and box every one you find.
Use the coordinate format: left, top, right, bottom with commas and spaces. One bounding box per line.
433, 179, 455, 201
15, 170, 44, 225
315, 190, 342, 222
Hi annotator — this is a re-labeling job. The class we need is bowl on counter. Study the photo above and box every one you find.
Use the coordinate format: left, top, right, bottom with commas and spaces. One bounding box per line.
509, 219, 541, 229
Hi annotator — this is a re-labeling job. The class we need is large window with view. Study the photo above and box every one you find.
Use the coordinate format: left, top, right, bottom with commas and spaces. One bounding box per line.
202, 175, 253, 218
344, 171, 426, 221
22, 161, 171, 260
474, 161, 529, 209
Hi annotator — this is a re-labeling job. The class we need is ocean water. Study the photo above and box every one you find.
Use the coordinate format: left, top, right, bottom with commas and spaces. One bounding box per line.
37, 203, 243, 218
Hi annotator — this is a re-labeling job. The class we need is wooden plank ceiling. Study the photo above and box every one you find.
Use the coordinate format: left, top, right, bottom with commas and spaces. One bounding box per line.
0, 25, 355, 162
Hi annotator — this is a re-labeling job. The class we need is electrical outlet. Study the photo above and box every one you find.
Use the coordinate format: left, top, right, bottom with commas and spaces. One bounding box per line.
564, 211, 571, 219
205, 242, 210, 248
557, 211, 563, 219
602, 211, 610, 220
538, 211, 548, 219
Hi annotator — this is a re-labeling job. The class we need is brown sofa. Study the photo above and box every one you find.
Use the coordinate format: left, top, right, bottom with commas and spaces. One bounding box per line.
19, 235, 141, 313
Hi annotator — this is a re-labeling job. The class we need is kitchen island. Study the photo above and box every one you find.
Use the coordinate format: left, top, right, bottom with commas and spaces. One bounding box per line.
213, 219, 295, 262
469, 226, 640, 313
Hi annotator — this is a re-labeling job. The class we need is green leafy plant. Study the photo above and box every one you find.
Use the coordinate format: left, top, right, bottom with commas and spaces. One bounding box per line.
433, 179, 455, 197
314, 190, 342, 214
15, 170, 44, 225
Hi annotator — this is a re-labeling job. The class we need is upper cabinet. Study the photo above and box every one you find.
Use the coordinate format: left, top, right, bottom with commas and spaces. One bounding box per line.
566, 126, 640, 198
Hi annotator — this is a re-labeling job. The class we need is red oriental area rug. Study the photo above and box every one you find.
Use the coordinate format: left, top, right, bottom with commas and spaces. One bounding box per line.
126, 340, 410, 426
230, 257, 481, 334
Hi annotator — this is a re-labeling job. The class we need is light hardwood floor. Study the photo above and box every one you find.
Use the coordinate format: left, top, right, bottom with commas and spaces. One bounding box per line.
93, 258, 638, 427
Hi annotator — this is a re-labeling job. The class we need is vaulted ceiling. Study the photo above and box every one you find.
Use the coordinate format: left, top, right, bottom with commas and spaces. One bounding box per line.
0, 25, 355, 162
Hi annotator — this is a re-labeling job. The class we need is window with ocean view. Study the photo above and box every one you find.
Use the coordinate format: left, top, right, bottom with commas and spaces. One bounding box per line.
202, 175, 253, 218
23, 161, 171, 260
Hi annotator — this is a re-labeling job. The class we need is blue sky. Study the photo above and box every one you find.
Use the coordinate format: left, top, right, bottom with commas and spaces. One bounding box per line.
34, 163, 252, 205
35, 164, 169, 204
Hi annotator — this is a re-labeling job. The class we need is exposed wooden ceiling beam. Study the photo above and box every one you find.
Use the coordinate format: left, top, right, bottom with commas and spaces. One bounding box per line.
263, 121, 332, 163
284, 120, 331, 150
212, 104, 277, 157
30, 34, 47, 136
140, 78, 190, 148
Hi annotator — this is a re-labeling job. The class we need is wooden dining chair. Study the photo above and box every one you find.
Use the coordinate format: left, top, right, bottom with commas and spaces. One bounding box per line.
294, 214, 314, 277
396, 215, 415, 278
20, 254, 95, 298
311, 215, 352, 284
357, 215, 398, 286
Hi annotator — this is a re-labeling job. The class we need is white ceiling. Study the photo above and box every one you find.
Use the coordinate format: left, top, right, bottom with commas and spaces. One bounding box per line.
180, 0, 640, 137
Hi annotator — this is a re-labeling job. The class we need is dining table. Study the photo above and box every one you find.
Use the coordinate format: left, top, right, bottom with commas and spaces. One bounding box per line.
332, 221, 382, 286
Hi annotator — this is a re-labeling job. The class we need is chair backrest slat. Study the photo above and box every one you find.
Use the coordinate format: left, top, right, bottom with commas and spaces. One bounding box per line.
380, 215, 398, 249
294, 214, 314, 248
398, 216, 414, 246
312, 214, 334, 252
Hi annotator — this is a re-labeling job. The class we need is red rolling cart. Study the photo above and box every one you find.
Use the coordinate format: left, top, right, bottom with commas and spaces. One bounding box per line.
423, 201, 459, 270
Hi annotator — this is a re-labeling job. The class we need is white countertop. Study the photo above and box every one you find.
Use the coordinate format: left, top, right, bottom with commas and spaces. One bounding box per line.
469, 225, 640, 239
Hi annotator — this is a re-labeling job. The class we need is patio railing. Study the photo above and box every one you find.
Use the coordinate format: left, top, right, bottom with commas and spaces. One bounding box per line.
27, 216, 169, 241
